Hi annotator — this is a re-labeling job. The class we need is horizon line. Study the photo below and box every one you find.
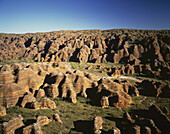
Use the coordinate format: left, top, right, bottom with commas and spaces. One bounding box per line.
1, 28, 170, 35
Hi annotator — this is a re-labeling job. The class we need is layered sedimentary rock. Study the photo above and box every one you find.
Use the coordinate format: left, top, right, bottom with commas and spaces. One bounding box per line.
20, 92, 36, 108
97, 78, 133, 108
93, 116, 103, 134
0, 62, 69, 108
0, 29, 169, 79
0, 106, 6, 116
2, 115, 24, 134
29, 97, 56, 110
23, 114, 62, 134
0, 83, 26, 107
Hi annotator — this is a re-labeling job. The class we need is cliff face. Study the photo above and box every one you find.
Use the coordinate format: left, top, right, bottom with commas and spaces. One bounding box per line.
0, 29, 169, 78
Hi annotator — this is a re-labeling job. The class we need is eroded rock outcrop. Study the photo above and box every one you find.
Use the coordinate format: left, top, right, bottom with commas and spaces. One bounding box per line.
29, 97, 56, 110
97, 78, 133, 108
2, 115, 24, 134
23, 114, 62, 134
93, 116, 103, 134
0, 29, 169, 79
0, 106, 6, 116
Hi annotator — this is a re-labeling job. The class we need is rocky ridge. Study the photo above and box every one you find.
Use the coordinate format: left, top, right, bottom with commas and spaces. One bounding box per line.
0, 29, 169, 79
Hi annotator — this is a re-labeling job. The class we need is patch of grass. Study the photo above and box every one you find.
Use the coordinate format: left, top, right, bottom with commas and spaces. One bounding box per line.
0, 58, 34, 65
0, 94, 169, 133
0, 62, 169, 133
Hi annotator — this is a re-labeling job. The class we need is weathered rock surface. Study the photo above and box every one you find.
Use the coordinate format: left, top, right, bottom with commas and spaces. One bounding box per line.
0, 106, 6, 116
23, 114, 62, 134
29, 97, 56, 110
0, 83, 26, 107
52, 113, 63, 124
93, 116, 103, 131
0, 62, 81, 108
0, 29, 169, 79
45, 84, 59, 98
20, 92, 36, 108
23, 123, 43, 134
97, 78, 133, 108
35, 89, 45, 98
36, 116, 50, 127
2, 115, 24, 134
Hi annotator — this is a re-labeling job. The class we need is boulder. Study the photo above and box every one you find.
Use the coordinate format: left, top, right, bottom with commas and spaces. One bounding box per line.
100, 96, 109, 108
53, 113, 63, 124
2, 115, 24, 134
94, 116, 103, 131
30, 97, 56, 110
36, 116, 50, 127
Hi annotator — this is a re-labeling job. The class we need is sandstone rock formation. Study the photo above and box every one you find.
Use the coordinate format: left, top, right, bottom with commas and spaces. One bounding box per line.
97, 78, 133, 108
116, 104, 170, 134
35, 89, 45, 98
0, 29, 169, 79
23, 114, 62, 134
1, 115, 24, 134
0, 83, 26, 108
52, 113, 63, 124
29, 97, 56, 110
0, 106, 6, 116
93, 116, 103, 133
20, 92, 36, 108
36, 116, 50, 127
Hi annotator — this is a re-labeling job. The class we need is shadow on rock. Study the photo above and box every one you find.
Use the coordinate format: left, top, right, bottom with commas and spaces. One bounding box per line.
71, 120, 93, 134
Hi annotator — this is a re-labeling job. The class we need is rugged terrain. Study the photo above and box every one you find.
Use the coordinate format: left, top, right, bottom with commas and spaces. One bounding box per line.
0, 29, 169, 134
0, 29, 170, 79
